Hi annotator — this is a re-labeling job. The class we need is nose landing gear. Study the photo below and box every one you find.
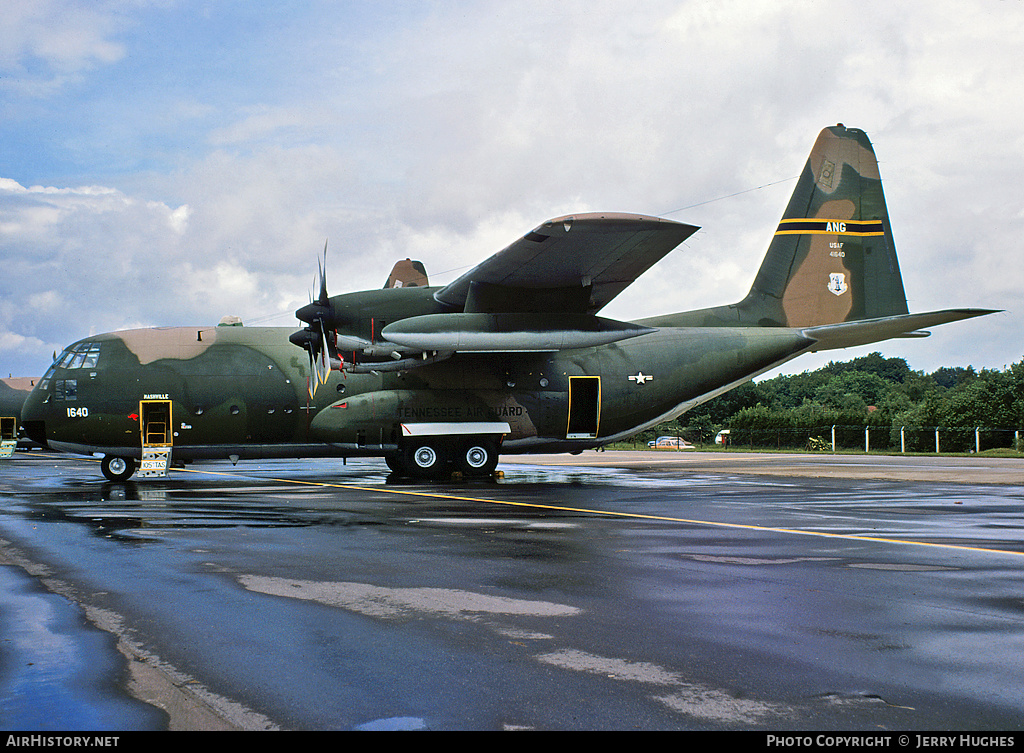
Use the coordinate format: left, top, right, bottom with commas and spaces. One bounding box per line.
101, 455, 137, 482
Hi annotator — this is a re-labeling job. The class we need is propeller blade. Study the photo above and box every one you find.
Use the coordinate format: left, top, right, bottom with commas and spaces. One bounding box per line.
317, 320, 334, 386
317, 240, 329, 306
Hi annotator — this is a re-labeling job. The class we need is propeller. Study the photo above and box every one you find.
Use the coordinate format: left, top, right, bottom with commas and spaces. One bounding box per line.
290, 241, 338, 396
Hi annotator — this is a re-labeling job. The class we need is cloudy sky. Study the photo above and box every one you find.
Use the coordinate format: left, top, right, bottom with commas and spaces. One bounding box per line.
2, 0, 1022, 381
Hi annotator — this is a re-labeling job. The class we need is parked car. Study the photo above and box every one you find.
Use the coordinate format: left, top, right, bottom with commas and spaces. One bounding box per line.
648, 436, 694, 450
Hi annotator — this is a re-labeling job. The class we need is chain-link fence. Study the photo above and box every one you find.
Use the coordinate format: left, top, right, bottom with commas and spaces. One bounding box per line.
633, 425, 1024, 453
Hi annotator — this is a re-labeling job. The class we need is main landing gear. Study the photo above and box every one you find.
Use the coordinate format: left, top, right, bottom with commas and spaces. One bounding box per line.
388, 436, 501, 479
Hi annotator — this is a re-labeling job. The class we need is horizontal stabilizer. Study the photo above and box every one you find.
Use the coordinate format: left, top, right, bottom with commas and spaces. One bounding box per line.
382, 312, 656, 352
802, 308, 999, 351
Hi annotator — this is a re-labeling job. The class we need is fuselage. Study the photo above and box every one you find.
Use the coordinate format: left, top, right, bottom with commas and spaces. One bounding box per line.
1, 377, 36, 449
1, 377, 35, 425
20, 314, 815, 463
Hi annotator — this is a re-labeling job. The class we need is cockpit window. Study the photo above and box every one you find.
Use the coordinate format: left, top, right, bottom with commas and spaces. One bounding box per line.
38, 365, 56, 391
40, 342, 101, 393
55, 379, 77, 401
56, 342, 101, 370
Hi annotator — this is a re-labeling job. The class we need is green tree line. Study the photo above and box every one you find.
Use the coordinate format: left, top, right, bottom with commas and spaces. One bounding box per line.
638, 352, 1024, 453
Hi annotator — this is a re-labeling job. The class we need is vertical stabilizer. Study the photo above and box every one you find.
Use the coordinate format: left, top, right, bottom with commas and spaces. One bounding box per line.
384, 259, 429, 289
738, 124, 909, 327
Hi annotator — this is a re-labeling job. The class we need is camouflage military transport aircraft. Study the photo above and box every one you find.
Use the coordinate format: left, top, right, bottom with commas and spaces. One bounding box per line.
20, 125, 996, 480
1, 377, 36, 456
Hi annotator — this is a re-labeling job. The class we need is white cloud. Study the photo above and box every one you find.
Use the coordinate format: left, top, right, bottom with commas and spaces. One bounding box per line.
0, 176, 206, 367
0, 0, 135, 95
0, 329, 48, 357
0, 0, 1021, 379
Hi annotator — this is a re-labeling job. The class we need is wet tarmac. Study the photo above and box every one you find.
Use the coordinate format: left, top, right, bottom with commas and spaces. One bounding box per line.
1, 449, 1023, 731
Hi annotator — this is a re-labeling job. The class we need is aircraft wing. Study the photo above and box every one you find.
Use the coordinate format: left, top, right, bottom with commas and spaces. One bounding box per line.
433, 213, 699, 314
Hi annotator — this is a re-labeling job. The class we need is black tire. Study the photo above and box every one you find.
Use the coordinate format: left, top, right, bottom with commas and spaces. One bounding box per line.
456, 438, 499, 477
101, 455, 136, 482
384, 453, 405, 474
404, 441, 447, 478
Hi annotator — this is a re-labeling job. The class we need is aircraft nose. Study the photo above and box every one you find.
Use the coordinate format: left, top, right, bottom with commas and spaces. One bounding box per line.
22, 419, 46, 447
19, 392, 48, 447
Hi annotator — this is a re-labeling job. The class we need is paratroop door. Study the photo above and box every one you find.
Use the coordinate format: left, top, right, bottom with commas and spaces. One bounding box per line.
566, 376, 601, 439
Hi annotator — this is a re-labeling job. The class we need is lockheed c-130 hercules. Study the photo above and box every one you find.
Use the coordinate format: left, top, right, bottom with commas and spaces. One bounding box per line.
20, 125, 996, 481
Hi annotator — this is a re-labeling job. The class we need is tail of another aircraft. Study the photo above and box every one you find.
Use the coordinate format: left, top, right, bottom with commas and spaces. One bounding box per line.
736, 123, 909, 328
384, 258, 429, 289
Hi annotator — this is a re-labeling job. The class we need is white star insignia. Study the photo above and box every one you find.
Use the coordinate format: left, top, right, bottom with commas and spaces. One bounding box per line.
629, 372, 653, 385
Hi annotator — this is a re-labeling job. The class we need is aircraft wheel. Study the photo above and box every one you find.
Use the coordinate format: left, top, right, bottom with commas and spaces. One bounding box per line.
101, 455, 136, 482
457, 439, 499, 476
405, 441, 447, 478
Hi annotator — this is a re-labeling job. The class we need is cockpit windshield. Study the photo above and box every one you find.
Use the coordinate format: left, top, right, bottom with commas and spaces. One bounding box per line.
38, 342, 102, 392
57, 342, 102, 370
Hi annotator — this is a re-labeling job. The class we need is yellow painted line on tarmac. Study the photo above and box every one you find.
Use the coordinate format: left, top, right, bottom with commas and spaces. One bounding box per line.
180, 465, 1024, 560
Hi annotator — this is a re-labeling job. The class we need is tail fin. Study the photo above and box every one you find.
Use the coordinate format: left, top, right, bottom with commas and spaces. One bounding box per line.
384, 258, 429, 289
642, 124, 998, 342
737, 124, 909, 327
